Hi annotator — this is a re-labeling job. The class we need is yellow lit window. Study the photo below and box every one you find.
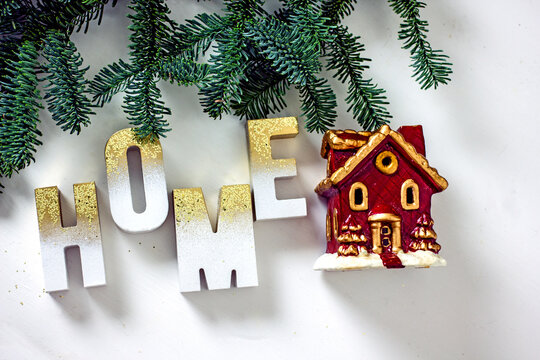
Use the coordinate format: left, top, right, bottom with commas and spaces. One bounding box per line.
401, 179, 419, 210
349, 182, 368, 211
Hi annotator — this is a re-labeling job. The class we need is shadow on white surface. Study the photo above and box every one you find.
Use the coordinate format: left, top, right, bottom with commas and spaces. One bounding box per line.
180, 220, 280, 322
0, 174, 31, 219
318, 183, 496, 357
89, 185, 132, 319
50, 247, 92, 322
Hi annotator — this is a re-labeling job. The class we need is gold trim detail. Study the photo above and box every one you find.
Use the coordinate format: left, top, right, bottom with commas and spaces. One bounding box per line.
412, 227, 438, 240
321, 130, 370, 158
368, 216, 402, 253
326, 213, 331, 242
332, 208, 338, 241
388, 130, 447, 190
337, 233, 367, 243
401, 179, 420, 210
368, 213, 401, 222
375, 150, 398, 175
430, 242, 441, 252
349, 182, 368, 211
338, 244, 359, 257
315, 125, 448, 195
370, 222, 382, 254
326, 151, 332, 176
341, 224, 362, 232
391, 221, 402, 252
409, 240, 441, 252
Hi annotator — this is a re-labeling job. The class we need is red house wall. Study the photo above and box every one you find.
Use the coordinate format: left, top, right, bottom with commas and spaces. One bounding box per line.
325, 138, 438, 254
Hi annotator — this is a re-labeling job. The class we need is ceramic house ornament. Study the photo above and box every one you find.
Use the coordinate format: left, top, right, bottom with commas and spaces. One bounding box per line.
314, 125, 448, 270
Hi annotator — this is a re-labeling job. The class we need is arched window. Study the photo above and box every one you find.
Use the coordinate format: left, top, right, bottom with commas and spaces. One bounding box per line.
401, 179, 419, 210
349, 182, 368, 211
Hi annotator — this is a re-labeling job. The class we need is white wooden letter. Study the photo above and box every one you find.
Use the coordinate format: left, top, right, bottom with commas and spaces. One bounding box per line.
34, 183, 106, 292
173, 185, 258, 292
105, 128, 168, 233
247, 117, 307, 220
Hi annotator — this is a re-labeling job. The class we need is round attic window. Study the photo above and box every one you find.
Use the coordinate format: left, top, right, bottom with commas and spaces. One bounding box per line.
375, 151, 398, 175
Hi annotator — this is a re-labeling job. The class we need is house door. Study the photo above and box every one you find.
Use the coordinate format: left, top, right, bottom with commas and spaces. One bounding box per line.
380, 224, 393, 254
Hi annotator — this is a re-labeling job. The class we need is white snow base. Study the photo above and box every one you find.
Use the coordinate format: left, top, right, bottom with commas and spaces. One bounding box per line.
313, 250, 446, 271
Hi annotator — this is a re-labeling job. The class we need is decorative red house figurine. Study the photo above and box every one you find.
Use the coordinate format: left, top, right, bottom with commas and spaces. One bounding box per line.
314, 125, 448, 270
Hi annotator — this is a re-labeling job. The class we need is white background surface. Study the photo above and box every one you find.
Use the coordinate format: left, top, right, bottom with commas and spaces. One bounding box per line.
1, 0, 538, 359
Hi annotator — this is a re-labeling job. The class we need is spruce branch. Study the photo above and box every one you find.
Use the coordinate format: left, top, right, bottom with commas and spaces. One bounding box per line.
246, 17, 321, 86
231, 62, 289, 120
0, 38, 20, 87
224, 0, 266, 24
0, 0, 24, 19
246, 14, 338, 131
388, 0, 452, 89
198, 30, 247, 118
89, 59, 136, 107
282, 0, 318, 10
29, 0, 118, 37
0, 0, 453, 194
0, 0, 119, 191
196, 0, 267, 119
158, 56, 209, 86
287, 5, 335, 50
298, 76, 337, 133
174, 13, 226, 59
122, 0, 179, 137
0, 41, 43, 178
123, 71, 170, 141
127, 0, 176, 71
89, 0, 215, 140
42, 30, 94, 135
321, 0, 357, 24
326, 25, 391, 130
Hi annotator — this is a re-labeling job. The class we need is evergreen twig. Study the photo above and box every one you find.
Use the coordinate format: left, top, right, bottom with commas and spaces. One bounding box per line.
42, 30, 94, 134
231, 57, 289, 120
89, 59, 136, 107
0, 0, 118, 190
0, 41, 42, 179
123, 0, 176, 138
298, 76, 337, 133
321, 0, 357, 24
174, 13, 226, 59
198, 29, 247, 119
0, 0, 452, 193
388, 0, 452, 89
197, 0, 264, 119
326, 25, 391, 130
158, 55, 209, 86
123, 71, 170, 141
246, 17, 321, 87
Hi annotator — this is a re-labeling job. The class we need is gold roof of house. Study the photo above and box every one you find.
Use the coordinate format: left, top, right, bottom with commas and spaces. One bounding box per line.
320, 129, 371, 158
315, 125, 448, 195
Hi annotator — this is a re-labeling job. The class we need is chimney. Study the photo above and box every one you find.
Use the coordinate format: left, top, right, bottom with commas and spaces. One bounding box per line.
397, 125, 425, 156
